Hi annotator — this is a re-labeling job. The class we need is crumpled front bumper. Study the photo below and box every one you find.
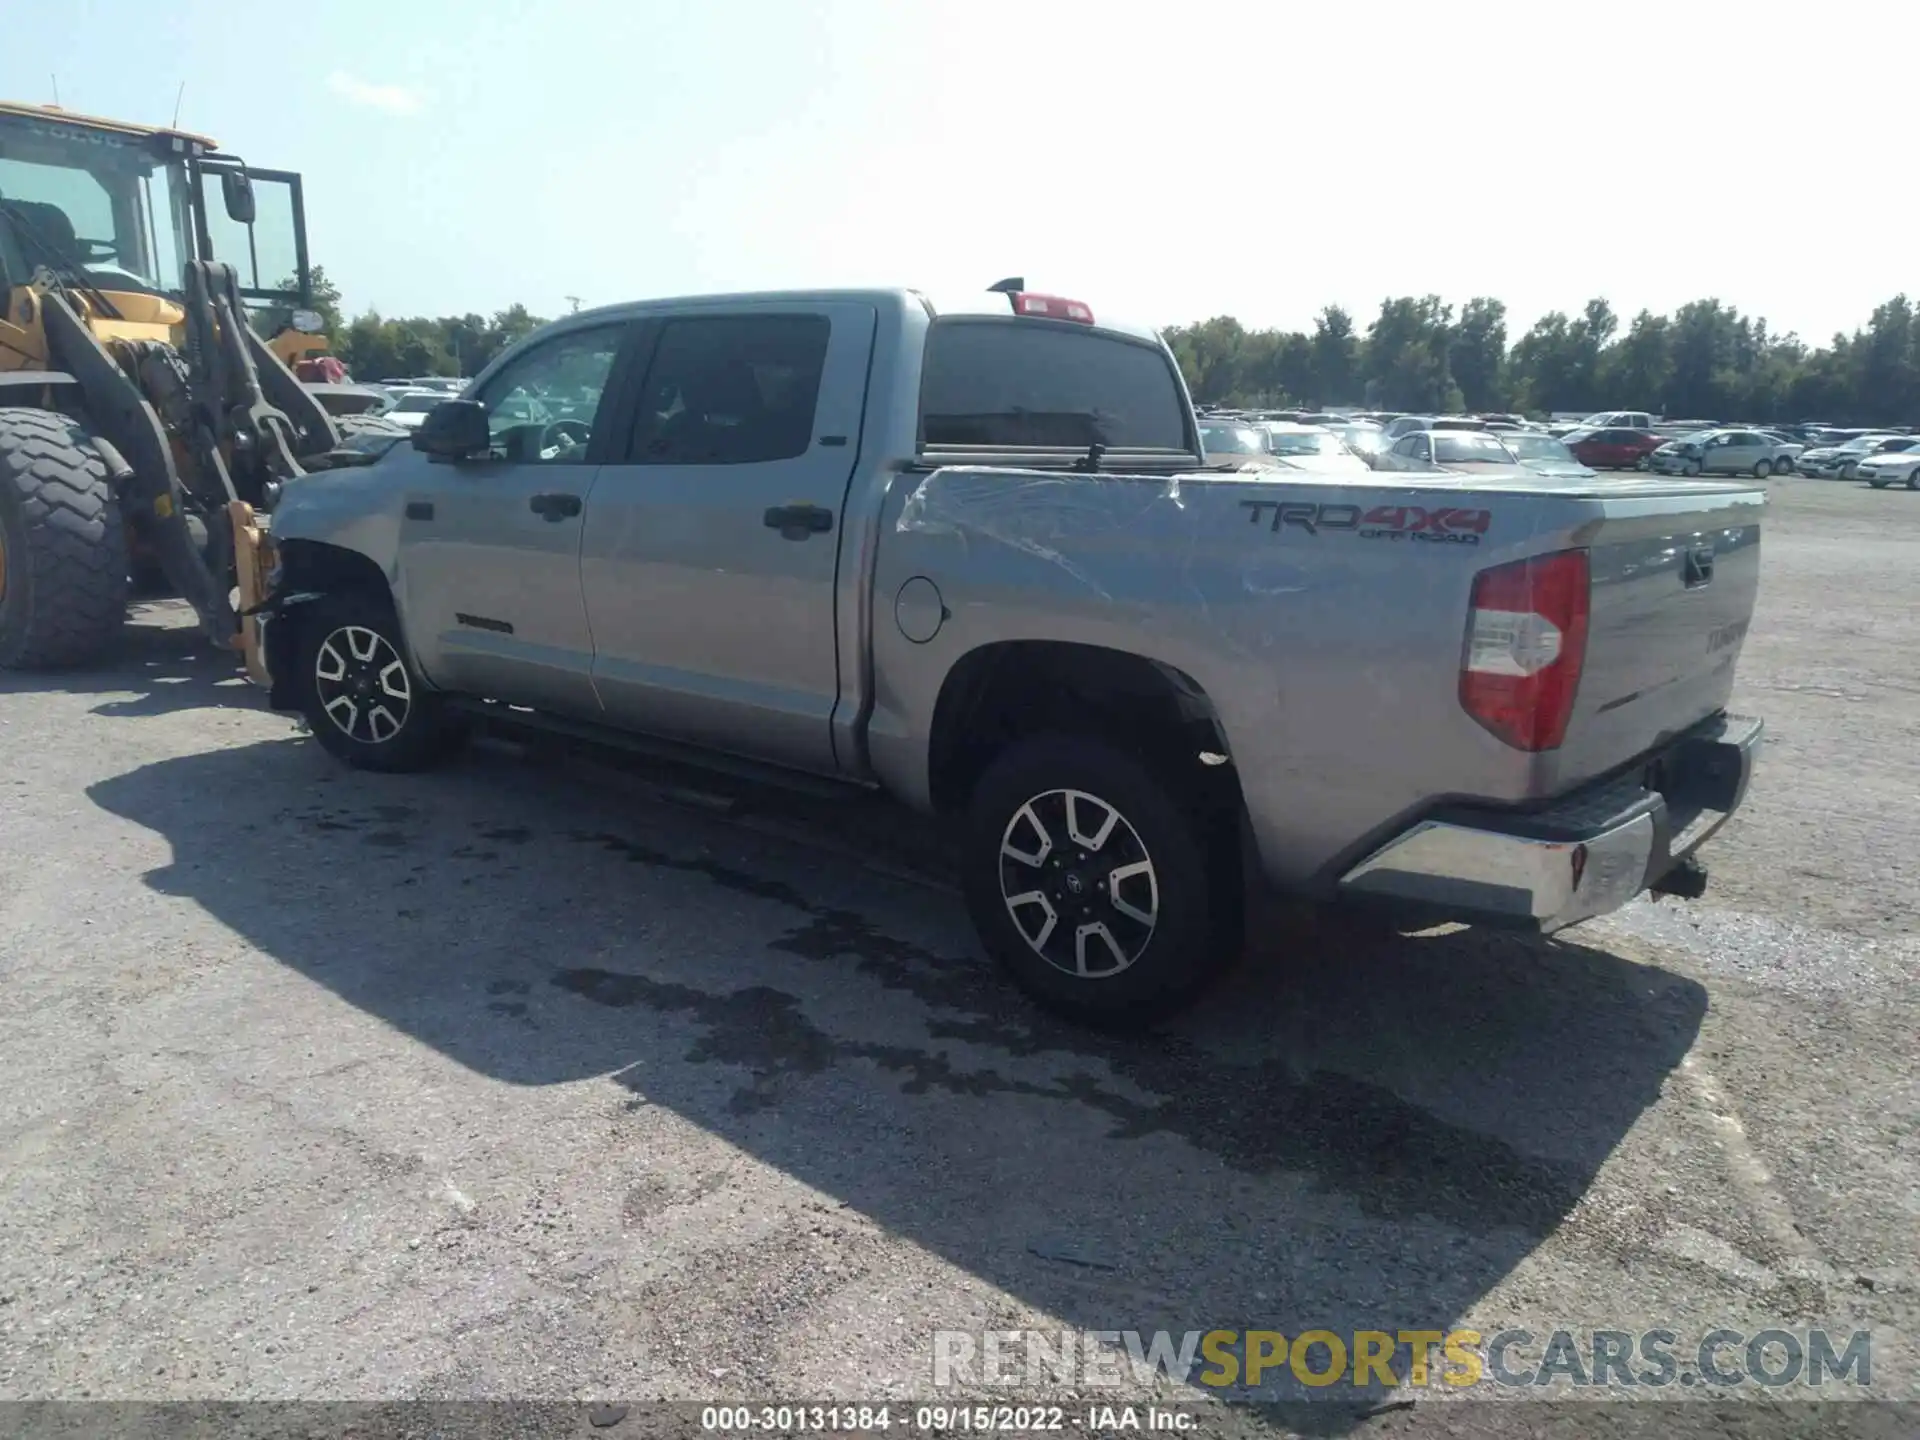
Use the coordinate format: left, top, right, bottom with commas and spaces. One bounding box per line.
1336, 714, 1763, 933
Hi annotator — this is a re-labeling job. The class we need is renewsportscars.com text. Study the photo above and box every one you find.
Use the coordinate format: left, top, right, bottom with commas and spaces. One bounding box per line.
932, 1327, 1873, 1392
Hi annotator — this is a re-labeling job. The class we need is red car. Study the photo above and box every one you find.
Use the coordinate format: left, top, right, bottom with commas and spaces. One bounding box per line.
1563, 426, 1664, 470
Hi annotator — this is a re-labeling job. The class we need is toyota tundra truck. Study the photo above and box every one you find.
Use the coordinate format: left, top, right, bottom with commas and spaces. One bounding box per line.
249, 283, 1765, 1026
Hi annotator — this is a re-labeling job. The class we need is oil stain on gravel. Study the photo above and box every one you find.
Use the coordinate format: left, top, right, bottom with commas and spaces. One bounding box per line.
550, 954, 1588, 1237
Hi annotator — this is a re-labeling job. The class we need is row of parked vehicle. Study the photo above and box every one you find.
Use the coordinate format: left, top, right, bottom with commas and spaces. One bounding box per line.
1194, 405, 1920, 487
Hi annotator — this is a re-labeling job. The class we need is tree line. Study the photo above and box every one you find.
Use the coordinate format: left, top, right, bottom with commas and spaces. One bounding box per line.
1166, 294, 1920, 425
264, 268, 554, 384
283, 269, 1920, 426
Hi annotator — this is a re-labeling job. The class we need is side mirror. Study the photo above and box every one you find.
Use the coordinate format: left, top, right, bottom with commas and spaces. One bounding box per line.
221, 171, 257, 226
411, 399, 491, 459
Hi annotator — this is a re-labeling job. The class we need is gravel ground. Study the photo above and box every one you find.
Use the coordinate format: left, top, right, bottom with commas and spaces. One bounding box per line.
0, 475, 1915, 1438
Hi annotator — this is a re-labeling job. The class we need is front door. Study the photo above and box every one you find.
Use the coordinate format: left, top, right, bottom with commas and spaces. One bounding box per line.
394, 320, 632, 715
578, 302, 876, 775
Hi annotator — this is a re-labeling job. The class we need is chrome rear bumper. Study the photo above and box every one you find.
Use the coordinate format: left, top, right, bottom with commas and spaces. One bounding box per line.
1336, 714, 1763, 933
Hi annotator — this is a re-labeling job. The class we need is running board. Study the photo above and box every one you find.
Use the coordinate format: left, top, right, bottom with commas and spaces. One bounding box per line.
445, 697, 873, 804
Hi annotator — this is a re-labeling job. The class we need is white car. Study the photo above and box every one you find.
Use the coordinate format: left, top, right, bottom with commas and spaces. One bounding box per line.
1374, 429, 1527, 474
1197, 419, 1285, 469
1258, 422, 1371, 474
380, 389, 450, 431
1857, 449, 1920, 489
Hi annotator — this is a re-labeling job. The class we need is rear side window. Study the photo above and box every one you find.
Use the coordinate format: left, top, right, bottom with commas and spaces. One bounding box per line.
919, 320, 1190, 451
632, 314, 830, 465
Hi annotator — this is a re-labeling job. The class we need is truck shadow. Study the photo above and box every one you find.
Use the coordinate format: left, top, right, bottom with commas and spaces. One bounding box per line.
0, 603, 254, 718
86, 734, 1708, 1426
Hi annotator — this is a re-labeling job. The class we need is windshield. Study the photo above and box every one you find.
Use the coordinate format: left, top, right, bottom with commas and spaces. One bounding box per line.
0, 110, 194, 295
1502, 434, 1578, 463
1200, 424, 1270, 455
1433, 433, 1517, 464
1266, 429, 1346, 457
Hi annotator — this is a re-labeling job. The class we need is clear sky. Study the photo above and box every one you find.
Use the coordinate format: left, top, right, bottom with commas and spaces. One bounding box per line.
5, 0, 1912, 344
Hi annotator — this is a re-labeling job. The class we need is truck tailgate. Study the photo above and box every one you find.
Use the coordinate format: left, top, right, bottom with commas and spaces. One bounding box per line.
1552, 477, 1763, 788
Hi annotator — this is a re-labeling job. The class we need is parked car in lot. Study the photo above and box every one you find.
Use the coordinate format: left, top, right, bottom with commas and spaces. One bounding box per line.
1496, 432, 1598, 479
1857, 447, 1920, 489
1649, 429, 1789, 478
1199, 420, 1281, 468
1580, 410, 1658, 432
1562, 427, 1665, 471
379, 389, 452, 431
1381, 414, 1491, 441
1375, 429, 1527, 474
1755, 431, 1805, 470
253, 281, 1767, 1027
1796, 433, 1913, 479
1331, 420, 1387, 465
1258, 422, 1371, 474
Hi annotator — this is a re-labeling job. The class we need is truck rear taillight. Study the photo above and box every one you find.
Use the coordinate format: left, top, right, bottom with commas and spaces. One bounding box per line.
1459, 548, 1590, 751
1010, 293, 1094, 324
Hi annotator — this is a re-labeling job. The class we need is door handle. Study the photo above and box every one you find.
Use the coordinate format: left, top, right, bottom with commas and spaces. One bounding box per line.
763, 503, 834, 539
530, 492, 582, 521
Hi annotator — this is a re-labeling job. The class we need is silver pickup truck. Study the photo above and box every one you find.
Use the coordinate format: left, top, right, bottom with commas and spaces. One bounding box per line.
252, 283, 1765, 1026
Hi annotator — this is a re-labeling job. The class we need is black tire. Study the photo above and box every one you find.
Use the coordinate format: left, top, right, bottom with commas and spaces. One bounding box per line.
1634, 454, 1651, 471
1869, 478, 1889, 489
960, 734, 1242, 1028
1754, 458, 1772, 479
0, 407, 129, 670
293, 590, 463, 772
1906, 471, 1919, 491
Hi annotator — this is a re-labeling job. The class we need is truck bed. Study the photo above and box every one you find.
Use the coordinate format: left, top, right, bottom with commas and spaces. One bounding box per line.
877, 463, 1765, 892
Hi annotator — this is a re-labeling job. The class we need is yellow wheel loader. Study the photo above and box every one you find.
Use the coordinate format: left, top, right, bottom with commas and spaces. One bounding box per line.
0, 100, 400, 677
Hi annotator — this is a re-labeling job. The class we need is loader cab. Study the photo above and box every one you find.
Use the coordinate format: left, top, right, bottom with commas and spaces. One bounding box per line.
0, 102, 314, 348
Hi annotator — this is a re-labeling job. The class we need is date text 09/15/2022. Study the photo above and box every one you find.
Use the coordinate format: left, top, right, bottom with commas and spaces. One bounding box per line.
700, 1404, 1199, 1432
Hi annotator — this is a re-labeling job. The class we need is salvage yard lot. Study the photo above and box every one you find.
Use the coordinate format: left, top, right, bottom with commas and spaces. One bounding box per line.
1, 477, 1916, 1434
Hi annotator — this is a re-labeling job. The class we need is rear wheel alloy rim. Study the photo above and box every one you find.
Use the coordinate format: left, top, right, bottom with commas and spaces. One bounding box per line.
313, 625, 412, 744
998, 788, 1159, 979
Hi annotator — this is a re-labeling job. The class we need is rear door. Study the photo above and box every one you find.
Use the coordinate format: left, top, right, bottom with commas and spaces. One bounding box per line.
578, 301, 876, 775
394, 320, 633, 715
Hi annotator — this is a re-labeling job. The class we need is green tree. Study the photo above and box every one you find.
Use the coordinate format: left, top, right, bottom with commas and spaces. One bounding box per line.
1365, 296, 1460, 412
1448, 298, 1507, 413
1309, 306, 1359, 406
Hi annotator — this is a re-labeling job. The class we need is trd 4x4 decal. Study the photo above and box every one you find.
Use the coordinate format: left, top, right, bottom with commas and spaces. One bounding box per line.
1239, 499, 1492, 545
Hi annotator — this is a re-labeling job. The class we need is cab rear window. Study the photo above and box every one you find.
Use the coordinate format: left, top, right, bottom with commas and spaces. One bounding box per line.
918, 319, 1191, 451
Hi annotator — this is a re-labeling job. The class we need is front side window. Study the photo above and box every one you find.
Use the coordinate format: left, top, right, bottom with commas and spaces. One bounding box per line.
0, 110, 193, 294
631, 314, 830, 466
198, 168, 301, 299
476, 323, 626, 463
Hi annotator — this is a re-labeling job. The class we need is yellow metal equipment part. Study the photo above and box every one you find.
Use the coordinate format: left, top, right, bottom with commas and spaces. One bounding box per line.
228, 501, 273, 686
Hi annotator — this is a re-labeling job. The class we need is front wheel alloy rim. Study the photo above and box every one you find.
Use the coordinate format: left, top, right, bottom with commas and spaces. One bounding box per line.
998, 788, 1159, 979
314, 625, 412, 744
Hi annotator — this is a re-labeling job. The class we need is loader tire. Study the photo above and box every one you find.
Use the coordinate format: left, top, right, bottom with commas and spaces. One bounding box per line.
0, 407, 129, 671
